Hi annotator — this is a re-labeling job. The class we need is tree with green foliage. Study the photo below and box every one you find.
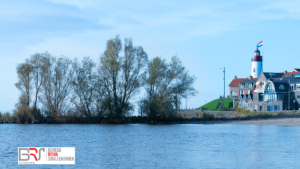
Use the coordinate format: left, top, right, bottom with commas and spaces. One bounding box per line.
98, 36, 148, 119
71, 57, 99, 118
40, 54, 75, 118
141, 56, 197, 119
15, 61, 33, 107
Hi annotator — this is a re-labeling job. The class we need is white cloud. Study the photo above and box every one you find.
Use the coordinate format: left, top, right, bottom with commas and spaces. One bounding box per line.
3, 0, 300, 112
46, 0, 96, 9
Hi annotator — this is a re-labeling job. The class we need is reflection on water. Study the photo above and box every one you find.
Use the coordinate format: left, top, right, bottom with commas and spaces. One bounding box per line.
1, 124, 300, 168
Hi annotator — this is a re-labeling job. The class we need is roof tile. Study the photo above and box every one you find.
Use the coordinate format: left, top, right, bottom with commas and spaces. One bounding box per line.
228, 78, 248, 86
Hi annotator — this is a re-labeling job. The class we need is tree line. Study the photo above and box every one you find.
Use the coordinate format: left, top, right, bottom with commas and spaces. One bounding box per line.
10, 36, 197, 123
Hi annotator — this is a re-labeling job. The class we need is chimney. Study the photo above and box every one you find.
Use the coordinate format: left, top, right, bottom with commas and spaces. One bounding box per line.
249, 75, 253, 79
284, 70, 287, 74
234, 75, 237, 79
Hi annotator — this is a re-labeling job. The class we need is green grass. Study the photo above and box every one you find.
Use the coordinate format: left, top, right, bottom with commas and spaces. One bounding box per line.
222, 98, 235, 109
197, 99, 221, 111
197, 98, 237, 111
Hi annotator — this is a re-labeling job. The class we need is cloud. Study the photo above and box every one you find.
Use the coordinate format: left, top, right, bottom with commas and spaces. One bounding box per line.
3, 0, 300, 112
46, 0, 96, 9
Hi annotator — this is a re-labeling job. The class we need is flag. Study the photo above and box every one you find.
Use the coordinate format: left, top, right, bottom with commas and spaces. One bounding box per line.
257, 41, 263, 48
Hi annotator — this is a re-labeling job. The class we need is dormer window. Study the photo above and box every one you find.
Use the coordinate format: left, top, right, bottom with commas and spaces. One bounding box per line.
279, 85, 284, 90
291, 84, 294, 90
249, 83, 253, 88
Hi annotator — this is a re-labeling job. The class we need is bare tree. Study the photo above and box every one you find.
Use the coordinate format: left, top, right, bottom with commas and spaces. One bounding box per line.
98, 36, 148, 118
40, 54, 75, 118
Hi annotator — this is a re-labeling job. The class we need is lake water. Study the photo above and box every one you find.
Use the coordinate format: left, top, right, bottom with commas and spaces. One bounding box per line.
1, 123, 300, 168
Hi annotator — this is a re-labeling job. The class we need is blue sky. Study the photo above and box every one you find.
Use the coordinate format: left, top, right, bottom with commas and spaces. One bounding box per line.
1, 0, 300, 113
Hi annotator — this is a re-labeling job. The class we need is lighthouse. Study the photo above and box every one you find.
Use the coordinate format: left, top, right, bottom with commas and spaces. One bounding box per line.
251, 49, 263, 78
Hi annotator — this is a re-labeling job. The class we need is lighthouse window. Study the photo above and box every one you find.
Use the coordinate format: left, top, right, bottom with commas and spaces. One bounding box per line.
253, 68, 256, 72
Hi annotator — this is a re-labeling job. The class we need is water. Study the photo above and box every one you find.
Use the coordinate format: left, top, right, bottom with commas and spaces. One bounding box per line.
1, 123, 300, 168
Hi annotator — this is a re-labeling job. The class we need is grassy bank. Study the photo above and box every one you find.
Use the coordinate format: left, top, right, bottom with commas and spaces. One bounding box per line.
197, 99, 221, 111
197, 98, 236, 111
179, 108, 300, 121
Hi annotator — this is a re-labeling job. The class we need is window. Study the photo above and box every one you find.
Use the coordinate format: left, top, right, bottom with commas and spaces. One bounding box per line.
297, 95, 300, 99
249, 83, 253, 88
297, 84, 300, 89
254, 95, 258, 101
264, 94, 276, 102
268, 106, 273, 111
291, 84, 294, 90
259, 94, 264, 101
231, 91, 237, 97
253, 68, 256, 72
278, 95, 288, 101
248, 90, 251, 94
279, 85, 284, 90
266, 83, 274, 93
275, 106, 280, 111
241, 83, 244, 88
284, 95, 288, 100
291, 94, 294, 100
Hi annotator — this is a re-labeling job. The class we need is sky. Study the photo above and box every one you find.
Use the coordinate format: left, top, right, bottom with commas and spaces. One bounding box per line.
1, 0, 300, 114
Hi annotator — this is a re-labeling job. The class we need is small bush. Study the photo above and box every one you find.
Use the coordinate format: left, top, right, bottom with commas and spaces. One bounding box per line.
203, 113, 214, 121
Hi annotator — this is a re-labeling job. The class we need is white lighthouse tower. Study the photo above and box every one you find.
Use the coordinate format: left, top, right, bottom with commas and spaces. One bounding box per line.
251, 49, 263, 78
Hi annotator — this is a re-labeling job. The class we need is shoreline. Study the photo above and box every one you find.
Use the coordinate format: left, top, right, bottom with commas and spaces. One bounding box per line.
2, 117, 300, 125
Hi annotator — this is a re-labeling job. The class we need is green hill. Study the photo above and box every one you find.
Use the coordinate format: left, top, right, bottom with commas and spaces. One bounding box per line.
197, 98, 236, 111
197, 99, 221, 111
222, 98, 235, 109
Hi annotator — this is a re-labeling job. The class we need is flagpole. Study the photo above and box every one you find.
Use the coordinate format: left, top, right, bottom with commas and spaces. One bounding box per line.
262, 39, 264, 57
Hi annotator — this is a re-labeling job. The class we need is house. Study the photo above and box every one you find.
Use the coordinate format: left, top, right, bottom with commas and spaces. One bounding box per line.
281, 73, 300, 110
243, 72, 290, 111
228, 76, 248, 98
237, 76, 257, 110
227, 42, 300, 112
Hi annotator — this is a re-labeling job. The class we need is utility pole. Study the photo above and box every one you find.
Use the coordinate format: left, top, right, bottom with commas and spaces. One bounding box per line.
220, 67, 225, 99
224, 67, 225, 98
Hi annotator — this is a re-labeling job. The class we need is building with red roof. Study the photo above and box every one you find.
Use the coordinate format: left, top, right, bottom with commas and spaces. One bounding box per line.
228, 76, 248, 98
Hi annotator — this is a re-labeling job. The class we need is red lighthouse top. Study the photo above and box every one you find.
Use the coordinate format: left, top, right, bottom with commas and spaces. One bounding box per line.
254, 49, 262, 61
